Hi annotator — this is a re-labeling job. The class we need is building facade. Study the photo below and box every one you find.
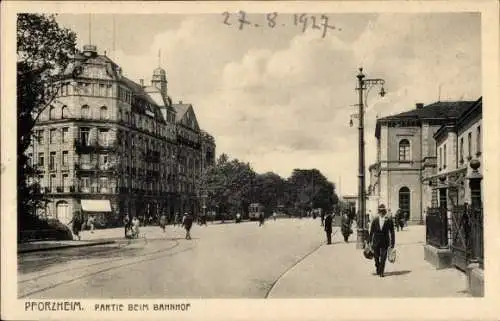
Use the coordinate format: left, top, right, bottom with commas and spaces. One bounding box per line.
430, 97, 482, 208
27, 44, 216, 226
369, 100, 476, 224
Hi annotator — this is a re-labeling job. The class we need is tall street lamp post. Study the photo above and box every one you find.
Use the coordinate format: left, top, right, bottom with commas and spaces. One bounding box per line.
354, 67, 386, 249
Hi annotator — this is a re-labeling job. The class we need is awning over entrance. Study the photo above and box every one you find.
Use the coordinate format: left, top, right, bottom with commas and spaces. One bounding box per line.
81, 200, 112, 212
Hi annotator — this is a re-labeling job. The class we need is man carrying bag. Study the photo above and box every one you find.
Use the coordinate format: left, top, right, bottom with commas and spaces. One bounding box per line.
368, 204, 395, 277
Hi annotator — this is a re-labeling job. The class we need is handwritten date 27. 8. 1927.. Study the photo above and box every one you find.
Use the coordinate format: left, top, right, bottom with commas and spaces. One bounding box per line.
221, 11, 341, 38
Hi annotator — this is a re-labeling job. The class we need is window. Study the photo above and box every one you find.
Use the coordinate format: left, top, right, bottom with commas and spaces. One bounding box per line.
38, 153, 44, 167
100, 154, 109, 168
37, 130, 45, 144
28, 153, 33, 166
98, 129, 109, 146
398, 187, 411, 219
399, 139, 410, 161
106, 84, 112, 97
49, 129, 57, 144
80, 176, 90, 192
468, 132, 472, 158
62, 174, 69, 191
80, 127, 90, 146
100, 106, 108, 120
460, 138, 464, 163
81, 105, 90, 119
443, 144, 447, 169
50, 174, 56, 192
61, 106, 68, 118
49, 106, 56, 120
62, 151, 68, 167
476, 126, 481, 154
49, 152, 56, 170
99, 84, 106, 96
80, 154, 91, 165
99, 177, 108, 192
62, 127, 69, 143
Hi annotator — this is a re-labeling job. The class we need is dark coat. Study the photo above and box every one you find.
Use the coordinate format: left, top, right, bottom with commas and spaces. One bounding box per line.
369, 216, 395, 249
341, 215, 351, 234
324, 214, 333, 233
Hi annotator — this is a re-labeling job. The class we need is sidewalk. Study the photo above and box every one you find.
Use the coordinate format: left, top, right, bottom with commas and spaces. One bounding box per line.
268, 226, 470, 297
18, 227, 126, 254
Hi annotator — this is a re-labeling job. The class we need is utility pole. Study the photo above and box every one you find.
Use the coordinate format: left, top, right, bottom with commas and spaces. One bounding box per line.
355, 68, 386, 249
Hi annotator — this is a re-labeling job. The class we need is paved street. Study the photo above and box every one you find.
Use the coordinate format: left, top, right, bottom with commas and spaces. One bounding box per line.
18, 219, 468, 299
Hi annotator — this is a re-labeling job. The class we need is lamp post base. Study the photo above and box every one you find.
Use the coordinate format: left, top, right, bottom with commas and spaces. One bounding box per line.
356, 228, 369, 249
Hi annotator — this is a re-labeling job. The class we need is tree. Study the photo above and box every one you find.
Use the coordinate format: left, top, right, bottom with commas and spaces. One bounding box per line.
17, 14, 76, 231
197, 154, 256, 215
286, 169, 339, 214
253, 172, 286, 214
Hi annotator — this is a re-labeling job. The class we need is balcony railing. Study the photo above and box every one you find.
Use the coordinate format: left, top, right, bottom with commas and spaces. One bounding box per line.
426, 207, 449, 248
74, 138, 118, 152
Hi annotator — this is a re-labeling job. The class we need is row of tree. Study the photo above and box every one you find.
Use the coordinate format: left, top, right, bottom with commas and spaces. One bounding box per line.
197, 153, 339, 216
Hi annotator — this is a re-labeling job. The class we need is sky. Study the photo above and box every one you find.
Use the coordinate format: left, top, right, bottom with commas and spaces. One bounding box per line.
55, 12, 481, 196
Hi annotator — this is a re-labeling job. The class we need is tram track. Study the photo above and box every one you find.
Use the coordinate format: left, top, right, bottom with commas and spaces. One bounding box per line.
19, 239, 181, 284
19, 240, 197, 298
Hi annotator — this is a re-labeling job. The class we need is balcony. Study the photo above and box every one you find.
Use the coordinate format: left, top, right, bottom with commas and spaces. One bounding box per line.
74, 162, 119, 172
74, 138, 118, 153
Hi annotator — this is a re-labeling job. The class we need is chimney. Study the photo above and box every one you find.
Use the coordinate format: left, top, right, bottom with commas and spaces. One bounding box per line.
416, 103, 424, 109
139, 79, 144, 87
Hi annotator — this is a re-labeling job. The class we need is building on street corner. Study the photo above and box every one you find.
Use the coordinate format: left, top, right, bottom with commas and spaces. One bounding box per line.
369, 100, 477, 224
26, 44, 216, 226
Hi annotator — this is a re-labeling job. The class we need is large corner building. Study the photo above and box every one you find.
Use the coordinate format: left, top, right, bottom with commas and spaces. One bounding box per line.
27, 45, 216, 226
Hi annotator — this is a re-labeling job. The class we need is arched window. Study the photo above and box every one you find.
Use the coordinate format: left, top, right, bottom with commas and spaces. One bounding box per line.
100, 106, 108, 120
49, 106, 56, 120
61, 105, 68, 119
399, 139, 410, 161
81, 105, 90, 119
398, 187, 411, 219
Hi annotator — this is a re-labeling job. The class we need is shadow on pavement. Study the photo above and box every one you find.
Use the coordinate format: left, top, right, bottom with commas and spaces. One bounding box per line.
384, 270, 411, 277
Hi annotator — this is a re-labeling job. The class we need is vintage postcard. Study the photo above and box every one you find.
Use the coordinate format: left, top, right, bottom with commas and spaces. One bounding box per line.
1, 1, 499, 320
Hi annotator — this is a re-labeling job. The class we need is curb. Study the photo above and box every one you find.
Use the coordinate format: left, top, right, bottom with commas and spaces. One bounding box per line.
18, 240, 116, 254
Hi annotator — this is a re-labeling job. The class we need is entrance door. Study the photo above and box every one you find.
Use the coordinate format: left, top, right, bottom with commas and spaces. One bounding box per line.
398, 187, 411, 218
56, 201, 71, 224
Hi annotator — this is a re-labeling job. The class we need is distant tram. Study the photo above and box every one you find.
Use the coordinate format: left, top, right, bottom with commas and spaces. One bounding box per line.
248, 203, 265, 220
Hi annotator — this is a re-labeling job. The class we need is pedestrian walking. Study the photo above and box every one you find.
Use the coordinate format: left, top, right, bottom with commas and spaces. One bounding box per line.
258, 212, 265, 227
131, 216, 140, 238
159, 214, 167, 233
368, 204, 396, 278
320, 211, 325, 226
341, 211, 352, 243
123, 215, 131, 238
87, 215, 95, 233
396, 209, 405, 231
324, 212, 333, 244
272, 211, 277, 221
69, 211, 84, 240
183, 212, 193, 240
404, 211, 410, 227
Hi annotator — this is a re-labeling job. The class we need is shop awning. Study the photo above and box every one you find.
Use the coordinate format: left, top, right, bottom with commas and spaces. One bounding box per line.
81, 200, 112, 212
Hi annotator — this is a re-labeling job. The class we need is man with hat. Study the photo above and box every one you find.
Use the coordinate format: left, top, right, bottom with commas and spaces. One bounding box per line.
368, 204, 395, 277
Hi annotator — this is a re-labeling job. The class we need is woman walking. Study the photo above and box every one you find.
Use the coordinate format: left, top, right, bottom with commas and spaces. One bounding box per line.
183, 213, 193, 240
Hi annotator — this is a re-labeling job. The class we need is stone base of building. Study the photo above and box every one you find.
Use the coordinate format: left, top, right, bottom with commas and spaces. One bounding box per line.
424, 244, 452, 269
466, 263, 484, 297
